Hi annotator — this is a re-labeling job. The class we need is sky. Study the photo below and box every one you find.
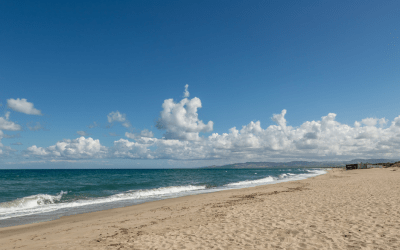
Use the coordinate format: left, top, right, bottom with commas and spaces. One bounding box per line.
1, 0, 399, 168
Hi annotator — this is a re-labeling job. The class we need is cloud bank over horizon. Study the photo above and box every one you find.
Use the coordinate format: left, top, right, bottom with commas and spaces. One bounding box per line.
19, 85, 400, 164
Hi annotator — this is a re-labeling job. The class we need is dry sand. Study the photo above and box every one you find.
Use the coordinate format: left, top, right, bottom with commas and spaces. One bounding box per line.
1, 167, 400, 249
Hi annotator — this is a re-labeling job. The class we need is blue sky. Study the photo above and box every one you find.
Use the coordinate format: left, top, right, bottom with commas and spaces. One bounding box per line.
1, 0, 399, 168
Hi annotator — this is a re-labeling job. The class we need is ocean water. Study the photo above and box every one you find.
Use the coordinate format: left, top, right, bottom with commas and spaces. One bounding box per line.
0, 168, 326, 227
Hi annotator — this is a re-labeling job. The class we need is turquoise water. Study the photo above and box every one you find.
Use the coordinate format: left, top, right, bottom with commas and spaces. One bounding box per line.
0, 168, 326, 227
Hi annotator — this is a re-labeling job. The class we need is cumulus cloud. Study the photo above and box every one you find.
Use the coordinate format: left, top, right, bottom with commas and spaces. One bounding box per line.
110, 109, 400, 162
361, 118, 378, 127
7, 98, 42, 115
140, 129, 154, 138
22, 86, 400, 163
183, 84, 190, 98
107, 111, 131, 128
271, 109, 288, 134
107, 111, 126, 123
0, 115, 21, 131
77, 131, 89, 136
156, 86, 213, 140
24, 111, 400, 162
394, 116, 400, 127
378, 118, 388, 127
26, 137, 107, 159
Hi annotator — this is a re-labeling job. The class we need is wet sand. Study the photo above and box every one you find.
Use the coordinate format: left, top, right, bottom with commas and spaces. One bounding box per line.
1, 167, 399, 249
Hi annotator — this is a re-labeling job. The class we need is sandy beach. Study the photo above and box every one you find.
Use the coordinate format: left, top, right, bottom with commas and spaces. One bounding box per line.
1, 167, 399, 249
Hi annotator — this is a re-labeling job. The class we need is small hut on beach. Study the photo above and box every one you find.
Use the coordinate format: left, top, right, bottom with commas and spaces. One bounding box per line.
345, 162, 383, 170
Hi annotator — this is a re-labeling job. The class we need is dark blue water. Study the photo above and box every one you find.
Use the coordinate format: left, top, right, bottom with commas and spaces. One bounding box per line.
0, 168, 326, 227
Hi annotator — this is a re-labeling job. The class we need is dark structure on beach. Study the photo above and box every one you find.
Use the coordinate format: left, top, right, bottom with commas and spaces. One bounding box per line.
345, 161, 400, 170
345, 164, 358, 170
345, 162, 383, 170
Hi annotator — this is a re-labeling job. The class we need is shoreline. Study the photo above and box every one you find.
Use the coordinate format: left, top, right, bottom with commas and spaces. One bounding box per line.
0, 168, 326, 227
1, 167, 399, 249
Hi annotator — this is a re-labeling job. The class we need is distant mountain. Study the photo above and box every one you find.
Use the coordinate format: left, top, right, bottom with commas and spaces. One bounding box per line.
201, 159, 400, 169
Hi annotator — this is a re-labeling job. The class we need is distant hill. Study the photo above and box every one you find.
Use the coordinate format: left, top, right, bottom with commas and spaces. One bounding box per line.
345, 159, 398, 164
201, 159, 400, 169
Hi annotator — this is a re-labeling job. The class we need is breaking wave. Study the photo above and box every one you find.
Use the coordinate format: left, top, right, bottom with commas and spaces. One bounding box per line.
0, 185, 207, 220
225, 168, 326, 188
226, 176, 276, 187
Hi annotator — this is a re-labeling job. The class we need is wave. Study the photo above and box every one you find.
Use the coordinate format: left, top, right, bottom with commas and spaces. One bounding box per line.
0, 185, 206, 220
113, 185, 206, 200
225, 168, 326, 188
0, 191, 67, 210
226, 176, 276, 187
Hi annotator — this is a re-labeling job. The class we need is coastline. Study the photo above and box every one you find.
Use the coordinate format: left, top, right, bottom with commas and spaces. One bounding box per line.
0, 168, 325, 227
1, 167, 399, 249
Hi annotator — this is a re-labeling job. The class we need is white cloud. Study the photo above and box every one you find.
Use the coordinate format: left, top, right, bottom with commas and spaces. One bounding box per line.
125, 133, 137, 139
77, 131, 89, 136
111, 110, 400, 162
26, 145, 49, 156
7, 98, 42, 115
107, 111, 126, 123
24, 112, 400, 163
21, 86, 400, 163
156, 90, 213, 140
361, 118, 378, 127
378, 118, 388, 127
107, 111, 131, 128
26, 137, 107, 159
0, 117, 21, 131
271, 109, 288, 133
113, 138, 154, 159
183, 84, 190, 98
140, 129, 154, 138
394, 116, 400, 127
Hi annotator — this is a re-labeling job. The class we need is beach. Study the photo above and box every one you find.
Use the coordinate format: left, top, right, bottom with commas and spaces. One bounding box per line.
1, 167, 399, 249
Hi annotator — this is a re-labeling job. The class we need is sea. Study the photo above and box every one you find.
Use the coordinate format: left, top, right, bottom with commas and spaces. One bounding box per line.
0, 168, 326, 228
